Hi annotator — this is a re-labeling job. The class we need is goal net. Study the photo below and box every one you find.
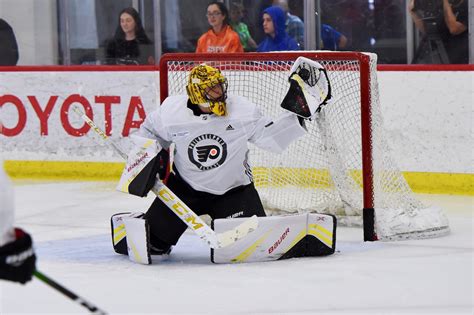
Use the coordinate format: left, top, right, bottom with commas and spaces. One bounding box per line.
159, 52, 449, 241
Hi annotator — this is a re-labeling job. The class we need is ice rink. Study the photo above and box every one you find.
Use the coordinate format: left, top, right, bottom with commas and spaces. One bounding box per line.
0, 181, 472, 315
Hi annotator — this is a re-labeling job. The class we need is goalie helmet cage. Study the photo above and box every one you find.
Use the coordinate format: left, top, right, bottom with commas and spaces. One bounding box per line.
159, 52, 449, 241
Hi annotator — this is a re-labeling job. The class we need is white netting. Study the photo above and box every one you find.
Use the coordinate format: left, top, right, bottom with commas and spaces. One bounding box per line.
162, 52, 449, 240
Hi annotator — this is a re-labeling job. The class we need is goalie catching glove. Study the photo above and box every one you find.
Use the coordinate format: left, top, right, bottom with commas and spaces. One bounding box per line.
281, 56, 332, 119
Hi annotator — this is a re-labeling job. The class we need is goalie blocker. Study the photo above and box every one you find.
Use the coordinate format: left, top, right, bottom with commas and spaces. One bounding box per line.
116, 135, 169, 197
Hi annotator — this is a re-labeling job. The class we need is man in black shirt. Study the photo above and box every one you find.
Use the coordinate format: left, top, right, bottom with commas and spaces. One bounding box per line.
0, 18, 19, 66
441, 0, 468, 64
409, 0, 468, 64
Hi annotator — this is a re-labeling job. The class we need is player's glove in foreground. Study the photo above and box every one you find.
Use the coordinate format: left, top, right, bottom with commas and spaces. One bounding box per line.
0, 228, 36, 284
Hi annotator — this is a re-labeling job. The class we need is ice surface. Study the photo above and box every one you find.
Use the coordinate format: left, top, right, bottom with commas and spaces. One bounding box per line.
0, 181, 472, 314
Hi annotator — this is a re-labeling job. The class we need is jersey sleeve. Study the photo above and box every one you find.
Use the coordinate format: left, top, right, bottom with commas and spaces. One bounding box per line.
248, 106, 306, 154
0, 164, 15, 247
137, 103, 171, 149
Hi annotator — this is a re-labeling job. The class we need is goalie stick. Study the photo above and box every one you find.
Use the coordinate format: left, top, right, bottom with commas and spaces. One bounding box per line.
72, 106, 258, 249
34, 270, 107, 314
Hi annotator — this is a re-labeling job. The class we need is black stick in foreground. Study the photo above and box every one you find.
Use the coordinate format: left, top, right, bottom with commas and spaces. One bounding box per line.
33, 270, 108, 314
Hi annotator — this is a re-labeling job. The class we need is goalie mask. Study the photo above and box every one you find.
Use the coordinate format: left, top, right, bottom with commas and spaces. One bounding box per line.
186, 64, 228, 116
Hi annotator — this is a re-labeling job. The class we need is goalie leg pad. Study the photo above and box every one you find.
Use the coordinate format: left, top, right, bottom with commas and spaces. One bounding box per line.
306, 213, 336, 256
111, 212, 146, 255
122, 216, 151, 265
280, 213, 336, 259
111, 212, 132, 255
211, 213, 337, 263
111, 212, 171, 264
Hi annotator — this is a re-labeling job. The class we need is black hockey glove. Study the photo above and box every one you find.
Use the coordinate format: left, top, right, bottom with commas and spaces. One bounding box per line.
128, 148, 170, 197
281, 57, 332, 119
0, 228, 36, 284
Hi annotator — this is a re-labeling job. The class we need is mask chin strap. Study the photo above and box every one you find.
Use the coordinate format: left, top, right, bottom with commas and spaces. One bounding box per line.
208, 101, 227, 116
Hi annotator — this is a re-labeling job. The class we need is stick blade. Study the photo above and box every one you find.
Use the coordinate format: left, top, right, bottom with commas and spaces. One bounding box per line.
216, 215, 259, 248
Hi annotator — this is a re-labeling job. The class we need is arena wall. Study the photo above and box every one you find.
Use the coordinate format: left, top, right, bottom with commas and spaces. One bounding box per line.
0, 65, 472, 194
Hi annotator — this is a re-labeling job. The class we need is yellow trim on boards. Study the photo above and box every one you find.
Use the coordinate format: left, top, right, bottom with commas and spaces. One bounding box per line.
3, 160, 473, 195
402, 172, 473, 195
4, 160, 125, 181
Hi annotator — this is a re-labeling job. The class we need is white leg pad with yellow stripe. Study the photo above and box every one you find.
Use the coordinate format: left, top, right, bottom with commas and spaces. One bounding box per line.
212, 213, 336, 264
122, 216, 151, 265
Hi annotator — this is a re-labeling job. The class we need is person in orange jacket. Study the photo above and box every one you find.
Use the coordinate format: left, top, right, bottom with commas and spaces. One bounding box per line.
196, 1, 243, 53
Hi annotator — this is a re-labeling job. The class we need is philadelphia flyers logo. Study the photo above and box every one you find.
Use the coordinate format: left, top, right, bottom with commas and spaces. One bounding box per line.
188, 134, 227, 170
196, 145, 220, 162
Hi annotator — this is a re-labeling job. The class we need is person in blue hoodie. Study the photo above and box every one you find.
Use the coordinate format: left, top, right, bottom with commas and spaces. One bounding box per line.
257, 5, 300, 52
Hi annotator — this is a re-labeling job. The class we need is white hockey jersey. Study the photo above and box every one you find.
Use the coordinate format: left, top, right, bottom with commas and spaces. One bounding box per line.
0, 163, 15, 246
138, 95, 306, 195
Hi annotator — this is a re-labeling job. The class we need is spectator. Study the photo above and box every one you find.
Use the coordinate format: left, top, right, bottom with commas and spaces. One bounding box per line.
257, 5, 299, 52
321, 23, 348, 51
441, 0, 468, 63
0, 18, 19, 65
239, 0, 273, 44
273, 0, 304, 49
105, 7, 154, 65
409, 0, 468, 64
229, 2, 257, 51
334, 1, 371, 52
196, 2, 243, 53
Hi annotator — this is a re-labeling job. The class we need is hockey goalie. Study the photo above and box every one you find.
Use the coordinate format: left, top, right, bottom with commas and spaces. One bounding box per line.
112, 57, 337, 264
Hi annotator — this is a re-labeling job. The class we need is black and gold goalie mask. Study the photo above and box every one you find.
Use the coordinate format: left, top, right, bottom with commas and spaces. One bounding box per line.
186, 64, 228, 116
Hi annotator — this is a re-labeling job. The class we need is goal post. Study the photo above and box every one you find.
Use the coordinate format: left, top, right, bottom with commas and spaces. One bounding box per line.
158, 52, 449, 241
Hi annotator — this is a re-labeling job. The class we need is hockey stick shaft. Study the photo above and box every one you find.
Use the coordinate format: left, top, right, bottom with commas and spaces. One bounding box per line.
71, 106, 257, 248
34, 270, 107, 314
